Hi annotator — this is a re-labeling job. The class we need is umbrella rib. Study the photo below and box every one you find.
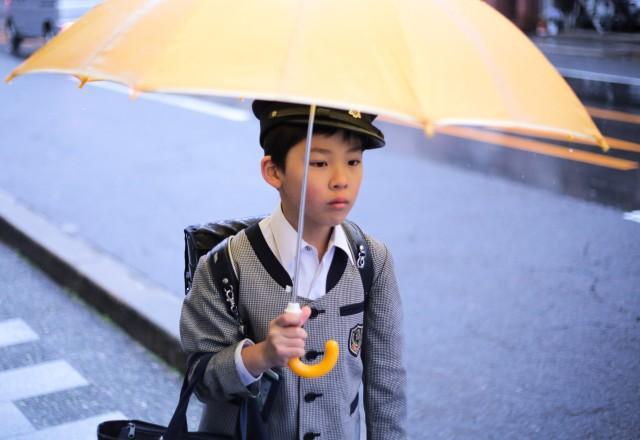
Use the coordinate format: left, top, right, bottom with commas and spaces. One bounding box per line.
275, 1, 309, 100
433, 0, 516, 119
387, 0, 429, 129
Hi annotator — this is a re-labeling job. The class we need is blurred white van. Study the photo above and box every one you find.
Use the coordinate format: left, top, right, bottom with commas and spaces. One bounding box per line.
3, 0, 102, 54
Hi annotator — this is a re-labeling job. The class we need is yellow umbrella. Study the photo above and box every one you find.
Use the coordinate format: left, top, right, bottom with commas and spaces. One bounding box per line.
4, 0, 609, 379
6, 0, 606, 149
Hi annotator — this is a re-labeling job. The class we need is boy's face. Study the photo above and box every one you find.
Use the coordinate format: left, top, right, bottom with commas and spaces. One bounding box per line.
264, 132, 364, 233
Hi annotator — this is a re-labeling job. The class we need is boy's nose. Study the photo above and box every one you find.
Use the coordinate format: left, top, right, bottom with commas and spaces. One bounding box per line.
330, 167, 348, 189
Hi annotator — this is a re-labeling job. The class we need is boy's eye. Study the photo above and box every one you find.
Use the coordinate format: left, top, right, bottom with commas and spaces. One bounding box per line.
348, 159, 361, 166
310, 161, 328, 167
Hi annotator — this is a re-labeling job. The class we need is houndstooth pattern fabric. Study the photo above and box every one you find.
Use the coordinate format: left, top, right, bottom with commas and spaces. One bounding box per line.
180, 227, 407, 440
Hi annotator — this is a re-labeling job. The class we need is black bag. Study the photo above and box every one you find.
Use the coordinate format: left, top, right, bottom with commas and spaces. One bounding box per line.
97, 353, 232, 440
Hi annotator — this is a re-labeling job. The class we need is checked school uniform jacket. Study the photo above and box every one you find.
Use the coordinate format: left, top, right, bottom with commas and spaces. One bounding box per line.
180, 223, 407, 440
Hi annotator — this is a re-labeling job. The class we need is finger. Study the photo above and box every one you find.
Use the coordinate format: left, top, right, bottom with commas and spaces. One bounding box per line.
283, 346, 306, 359
274, 311, 304, 328
271, 330, 306, 346
280, 326, 308, 340
299, 306, 312, 326
279, 338, 306, 350
274, 342, 305, 359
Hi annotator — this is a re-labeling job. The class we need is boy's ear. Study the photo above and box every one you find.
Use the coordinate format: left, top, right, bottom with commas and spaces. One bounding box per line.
261, 156, 283, 190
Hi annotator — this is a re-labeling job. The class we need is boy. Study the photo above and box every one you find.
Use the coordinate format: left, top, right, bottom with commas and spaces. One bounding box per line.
180, 101, 407, 439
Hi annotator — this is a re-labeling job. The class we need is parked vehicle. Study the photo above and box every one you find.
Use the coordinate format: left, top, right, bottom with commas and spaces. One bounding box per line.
3, 0, 102, 55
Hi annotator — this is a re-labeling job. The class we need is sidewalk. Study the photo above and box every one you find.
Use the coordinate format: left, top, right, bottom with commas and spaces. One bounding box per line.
0, 240, 203, 438
0, 189, 187, 372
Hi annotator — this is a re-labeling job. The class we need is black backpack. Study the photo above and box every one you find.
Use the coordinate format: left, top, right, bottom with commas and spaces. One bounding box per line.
183, 217, 374, 321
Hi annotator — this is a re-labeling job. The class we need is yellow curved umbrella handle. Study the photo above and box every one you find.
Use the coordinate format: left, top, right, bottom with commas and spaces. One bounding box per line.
288, 339, 339, 379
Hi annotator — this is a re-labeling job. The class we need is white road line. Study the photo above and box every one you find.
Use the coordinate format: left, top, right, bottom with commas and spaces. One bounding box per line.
623, 210, 640, 224
0, 360, 89, 402
69, 78, 250, 121
557, 67, 640, 87
0, 319, 39, 348
0, 402, 34, 437
8, 411, 127, 440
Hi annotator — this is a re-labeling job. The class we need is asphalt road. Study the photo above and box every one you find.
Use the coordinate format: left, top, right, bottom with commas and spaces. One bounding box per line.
1, 40, 639, 438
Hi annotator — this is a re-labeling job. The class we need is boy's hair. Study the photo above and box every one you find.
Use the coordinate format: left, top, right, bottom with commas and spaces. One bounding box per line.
263, 124, 368, 171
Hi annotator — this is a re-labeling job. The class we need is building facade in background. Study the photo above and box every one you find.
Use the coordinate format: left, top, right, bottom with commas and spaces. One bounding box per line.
485, 0, 541, 32
485, 0, 640, 33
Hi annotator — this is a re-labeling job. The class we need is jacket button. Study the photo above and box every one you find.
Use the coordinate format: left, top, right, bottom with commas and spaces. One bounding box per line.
303, 433, 320, 440
305, 350, 324, 361
304, 392, 323, 403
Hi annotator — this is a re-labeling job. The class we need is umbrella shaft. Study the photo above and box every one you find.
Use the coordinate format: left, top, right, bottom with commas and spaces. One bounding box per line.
291, 104, 317, 302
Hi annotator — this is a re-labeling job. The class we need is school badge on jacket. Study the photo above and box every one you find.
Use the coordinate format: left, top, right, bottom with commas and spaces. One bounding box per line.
349, 323, 363, 357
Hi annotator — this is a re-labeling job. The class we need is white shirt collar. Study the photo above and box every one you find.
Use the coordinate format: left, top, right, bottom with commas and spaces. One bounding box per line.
268, 205, 354, 267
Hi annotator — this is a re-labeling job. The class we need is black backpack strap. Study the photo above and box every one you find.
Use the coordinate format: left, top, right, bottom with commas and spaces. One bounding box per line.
342, 220, 374, 296
207, 237, 246, 336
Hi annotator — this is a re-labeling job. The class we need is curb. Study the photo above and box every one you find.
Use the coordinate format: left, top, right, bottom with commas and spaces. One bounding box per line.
0, 189, 187, 373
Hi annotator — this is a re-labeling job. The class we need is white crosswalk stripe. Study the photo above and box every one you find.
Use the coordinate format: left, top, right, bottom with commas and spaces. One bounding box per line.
7, 411, 127, 440
0, 402, 34, 437
0, 360, 89, 402
0, 319, 39, 348
0, 318, 129, 438
75, 79, 251, 121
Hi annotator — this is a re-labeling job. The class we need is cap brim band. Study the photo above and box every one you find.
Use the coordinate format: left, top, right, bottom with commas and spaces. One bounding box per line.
260, 107, 385, 149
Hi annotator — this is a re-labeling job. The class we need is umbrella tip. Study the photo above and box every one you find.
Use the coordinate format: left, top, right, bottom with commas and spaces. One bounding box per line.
4, 72, 16, 84
423, 120, 435, 138
128, 87, 141, 100
597, 136, 609, 152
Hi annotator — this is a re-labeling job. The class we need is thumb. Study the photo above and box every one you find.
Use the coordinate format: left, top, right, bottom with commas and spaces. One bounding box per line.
300, 306, 312, 326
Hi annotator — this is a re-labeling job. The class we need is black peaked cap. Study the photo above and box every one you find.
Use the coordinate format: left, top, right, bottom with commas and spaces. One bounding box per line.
252, 100, 385, 149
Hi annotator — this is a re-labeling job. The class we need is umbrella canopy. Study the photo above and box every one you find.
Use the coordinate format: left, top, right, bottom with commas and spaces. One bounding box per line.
6, 0, 607, 149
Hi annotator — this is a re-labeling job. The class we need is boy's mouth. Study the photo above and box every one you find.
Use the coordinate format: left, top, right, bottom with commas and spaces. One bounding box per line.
328, 198, 349, 209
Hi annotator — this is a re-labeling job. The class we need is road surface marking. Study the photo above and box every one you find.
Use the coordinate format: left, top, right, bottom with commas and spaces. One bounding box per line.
437, 126, 638, 171
587, 106, 640, 125
9, 411, 126, 440
0, 319, 39, 348
479, 127, 640, 154
378, 115, 639, 168
623, 211, 640, 224
558, 67, 640, 87
0, 360, 89, 402
0, 402, 34, 437
73, 79, 250, 122
605, 136, 640, 154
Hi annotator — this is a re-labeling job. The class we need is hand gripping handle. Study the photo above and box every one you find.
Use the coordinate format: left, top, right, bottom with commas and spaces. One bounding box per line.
285, 303, 339, 379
